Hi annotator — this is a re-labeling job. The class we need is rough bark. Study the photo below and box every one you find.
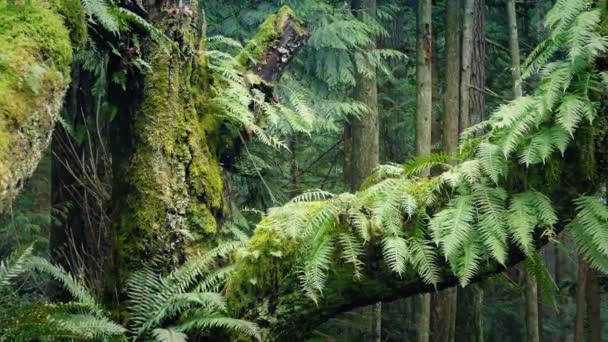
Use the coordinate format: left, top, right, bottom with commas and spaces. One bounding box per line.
470, 0, 486, 124
0, 1, 73, 211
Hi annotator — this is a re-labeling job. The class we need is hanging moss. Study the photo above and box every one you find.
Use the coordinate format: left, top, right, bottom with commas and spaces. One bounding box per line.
0, 0, 72, 209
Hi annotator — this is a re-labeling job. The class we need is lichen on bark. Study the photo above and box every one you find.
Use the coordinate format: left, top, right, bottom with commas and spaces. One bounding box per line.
0, 0, 72, 211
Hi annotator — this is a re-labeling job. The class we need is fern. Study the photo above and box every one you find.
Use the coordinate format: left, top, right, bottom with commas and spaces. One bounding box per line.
0, 245, 32, 286
81, 0, 120, 34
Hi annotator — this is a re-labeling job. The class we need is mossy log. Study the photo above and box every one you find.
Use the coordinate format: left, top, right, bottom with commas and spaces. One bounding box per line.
0, 0, 72, 211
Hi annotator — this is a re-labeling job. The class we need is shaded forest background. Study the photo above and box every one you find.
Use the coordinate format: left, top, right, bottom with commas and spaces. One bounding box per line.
1, 0, 607, 341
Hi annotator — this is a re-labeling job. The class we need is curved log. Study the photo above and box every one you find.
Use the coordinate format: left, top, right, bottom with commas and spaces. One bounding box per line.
0, 1, 72, 211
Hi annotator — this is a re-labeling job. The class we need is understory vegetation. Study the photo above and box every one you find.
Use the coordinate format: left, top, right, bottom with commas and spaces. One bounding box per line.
1, 0, 608, 341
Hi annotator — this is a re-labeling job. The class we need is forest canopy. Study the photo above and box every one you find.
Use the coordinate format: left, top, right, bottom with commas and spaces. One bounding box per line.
1, 0, 608, 341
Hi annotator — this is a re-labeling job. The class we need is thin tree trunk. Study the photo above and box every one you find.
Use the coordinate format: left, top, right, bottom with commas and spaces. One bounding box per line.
459, 0, 475, 131
416, 1, 433, 341
575, 258, 588, 342
416, 0, 433, 165
443, 0, 461, 159
586, 267, 602, 342
526, 273, 541, 342
507, 0, 523, 98
350, 0, 381, 340
372, 302, 382, 342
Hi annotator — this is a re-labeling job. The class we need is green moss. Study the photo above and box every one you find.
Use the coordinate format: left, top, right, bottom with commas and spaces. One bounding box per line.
235, 5, 299, 66
0, 0, 72, 206
227, 223, 297, 314
117, 29, 224, 270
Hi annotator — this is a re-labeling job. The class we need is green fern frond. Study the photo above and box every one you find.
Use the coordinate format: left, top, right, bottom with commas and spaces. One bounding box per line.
153, 328, 187, 342
81, 0, 120, 34
403, 153, 452, 177
27, 257, 101, 313
0, 245, 32, 286
473, 184, 508, 264
381, 236, 409, 275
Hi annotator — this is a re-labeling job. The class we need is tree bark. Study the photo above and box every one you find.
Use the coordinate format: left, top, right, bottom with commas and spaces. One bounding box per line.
526, 272, 540, 342
349, 0, 380, 191
443, 0, 461, 159
416, 0, 433, 165
507, 0, 523, 98
416, 1, 433, 341
107, 2, 308, 305
459, 0, 475, 131
575, 258, 588, 342
470, 0, 486, 124
431, 288, 457, 342
455, 285, 483, 342
349, 0, 382, 339
586, 267, 602, 342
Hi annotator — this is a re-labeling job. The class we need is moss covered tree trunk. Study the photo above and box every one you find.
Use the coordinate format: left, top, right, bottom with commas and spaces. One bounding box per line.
106, 0, 308, 306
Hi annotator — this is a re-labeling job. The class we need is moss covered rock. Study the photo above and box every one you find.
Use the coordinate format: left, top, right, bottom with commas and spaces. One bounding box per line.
0, 0, 72, 210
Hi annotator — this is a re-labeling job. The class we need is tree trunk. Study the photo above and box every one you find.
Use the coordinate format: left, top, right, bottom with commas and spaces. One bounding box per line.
349, 0, 382, 339
586, 267, 602, 342
107, 2, 308, 305
431, 288, 457, 342
526, 272, 541, 342
459, 0, 475, 131
470, 0, 486, 124
575, 258, 588, 342
349, 0, 379, 192
507, 0, 523, 99
416, 1, 433, 341
455, 285, 483, 342
443, 0, 461, 159
416, 0, 433, 164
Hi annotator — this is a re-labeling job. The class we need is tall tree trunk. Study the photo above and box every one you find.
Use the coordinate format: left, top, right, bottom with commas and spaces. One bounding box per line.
508, 0, 523, 99
575, 258, 588, 342
443, 0, 461, 159
470, 0, 486, 124
586, 267, 602, 342
430, 1, 461, 339
508, 3, 540, 340
349, 0, 379, 191
456, 1, 486, 340
459, 0, 475, 131
350, 0, 381, 339
455, 285, 483, 342
416, 1, 433, 341
526, 273, 541, 342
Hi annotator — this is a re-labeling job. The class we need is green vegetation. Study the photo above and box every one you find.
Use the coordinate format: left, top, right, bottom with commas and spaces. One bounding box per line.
1, 0, 608, 340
